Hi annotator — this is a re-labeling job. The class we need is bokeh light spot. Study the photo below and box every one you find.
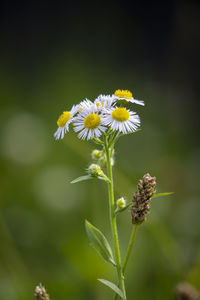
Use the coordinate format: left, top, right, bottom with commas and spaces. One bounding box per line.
33, 166, 84, 211
1, 113, 48, 165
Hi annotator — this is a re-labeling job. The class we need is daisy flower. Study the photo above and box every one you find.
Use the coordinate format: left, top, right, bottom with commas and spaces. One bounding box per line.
102, 106, 140, 134
113, 89, 144, 106
73, 104, 107, 140
79, 98, 93, 110
94, 94, 116, 110
54, 105, 78, 140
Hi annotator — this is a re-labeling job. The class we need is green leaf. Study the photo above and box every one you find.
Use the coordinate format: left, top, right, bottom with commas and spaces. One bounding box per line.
115, 202, 132, 215
71, 175, 92, 184
85, 220, 116, 266
71, 174, 110, 184
152, 192, 174, 198
98, 279, 126, 299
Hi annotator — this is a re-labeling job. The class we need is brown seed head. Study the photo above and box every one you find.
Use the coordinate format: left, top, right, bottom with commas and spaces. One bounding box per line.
174, 282, 200, 300
34, 284, 50, 300
131, 173, 156, 224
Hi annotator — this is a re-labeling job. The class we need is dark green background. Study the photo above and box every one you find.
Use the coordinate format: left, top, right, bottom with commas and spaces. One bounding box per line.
0, 1, 200, 299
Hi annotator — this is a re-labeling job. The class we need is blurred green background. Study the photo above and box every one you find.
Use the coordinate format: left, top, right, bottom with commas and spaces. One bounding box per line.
0, 1, 200, 299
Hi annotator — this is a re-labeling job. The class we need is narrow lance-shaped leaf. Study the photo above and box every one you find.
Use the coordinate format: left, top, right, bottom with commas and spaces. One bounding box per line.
71, 175, 110, 184
85, 220, 116, 266
71, 175, 92, 184
152, 192, 174, 198
98, 279, 126, 300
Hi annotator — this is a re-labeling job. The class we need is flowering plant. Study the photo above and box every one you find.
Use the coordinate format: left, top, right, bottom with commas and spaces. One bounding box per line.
53, 89, 172, 299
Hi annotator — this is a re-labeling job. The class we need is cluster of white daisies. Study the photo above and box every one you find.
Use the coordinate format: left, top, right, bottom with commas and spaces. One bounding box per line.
54, 90, 144, 141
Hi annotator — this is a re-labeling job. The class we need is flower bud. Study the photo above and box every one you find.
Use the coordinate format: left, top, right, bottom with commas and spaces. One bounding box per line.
117, 197, 126, 209
131, 173, 156, 224
91, 149, 102, 160
98, 154, 114, 168
98, 154, 107, 168
110, 157, 115, 166
88, 164, 105, 178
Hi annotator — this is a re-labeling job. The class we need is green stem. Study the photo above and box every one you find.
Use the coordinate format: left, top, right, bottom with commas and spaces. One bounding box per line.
114, 225, 138, 300
104, 135, 127, 300
123, 225, 138, 274
110, 131, 121, 147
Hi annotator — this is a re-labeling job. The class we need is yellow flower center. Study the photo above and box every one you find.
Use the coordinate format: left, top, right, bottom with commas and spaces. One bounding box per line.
84, 113, 100, 129
114, 89, 132, 99
96, 102, 104, 108
57, 111, 71, 127
112, 107, 130, 121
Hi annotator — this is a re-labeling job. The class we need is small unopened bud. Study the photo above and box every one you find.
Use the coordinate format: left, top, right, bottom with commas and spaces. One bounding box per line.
98, 154, 107, 168
131, 173, 156, 224
88, 164, 106, 178
174, 282, 200, 300
110, 157, 115, 166
34, 284, 50, 300
91, 149, 102, 160
117, 197, 126, 209
98, 154, 114, 168
110, 149, 115, 166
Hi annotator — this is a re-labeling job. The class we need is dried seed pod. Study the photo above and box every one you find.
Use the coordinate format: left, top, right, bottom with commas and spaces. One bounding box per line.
34, 284, 50, 300
174, 282, 200, 300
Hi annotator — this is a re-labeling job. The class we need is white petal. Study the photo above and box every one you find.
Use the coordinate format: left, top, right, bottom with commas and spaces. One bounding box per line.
131, 99, 145, 106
